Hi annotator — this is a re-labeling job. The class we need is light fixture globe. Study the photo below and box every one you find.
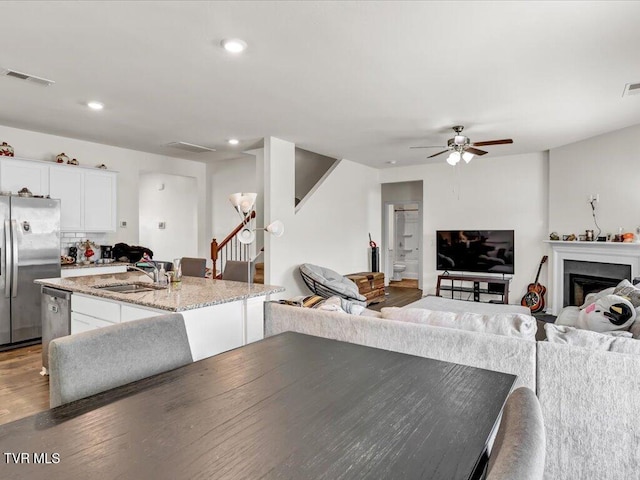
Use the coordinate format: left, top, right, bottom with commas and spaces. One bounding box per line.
446, 151, 461, 166
462, 151, 474, 163
238, 193, 257, 213
237, 227, 255, 245
265, 220, 284, 237
221, 38, 247, 53
228, 192, 243, 208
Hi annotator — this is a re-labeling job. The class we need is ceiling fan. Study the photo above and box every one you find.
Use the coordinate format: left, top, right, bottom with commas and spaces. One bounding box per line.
410, 126, 513, 165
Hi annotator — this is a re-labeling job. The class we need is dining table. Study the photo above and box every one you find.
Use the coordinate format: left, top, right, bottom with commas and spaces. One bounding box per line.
0, 331, 516, 479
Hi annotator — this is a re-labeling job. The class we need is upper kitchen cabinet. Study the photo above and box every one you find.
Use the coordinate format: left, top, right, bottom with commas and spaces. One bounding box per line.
49, 164, 117, 232
0, 157, 50, 196
0, 157, 117, 232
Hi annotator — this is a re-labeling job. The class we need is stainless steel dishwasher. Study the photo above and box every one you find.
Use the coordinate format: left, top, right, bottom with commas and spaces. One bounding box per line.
41, 286, 71, 375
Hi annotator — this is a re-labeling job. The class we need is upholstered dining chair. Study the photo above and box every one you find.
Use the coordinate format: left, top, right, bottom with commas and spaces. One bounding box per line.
486, 386, 546, 480
180, 257, 207, 278
222, 260, 255, 282
48, 314, 193, 408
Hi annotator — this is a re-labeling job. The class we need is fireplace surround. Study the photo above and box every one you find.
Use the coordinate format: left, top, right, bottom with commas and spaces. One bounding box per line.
546, 241, 640, 315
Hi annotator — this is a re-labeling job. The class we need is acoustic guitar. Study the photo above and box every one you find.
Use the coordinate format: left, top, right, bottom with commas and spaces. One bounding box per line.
521, 255, 548, 313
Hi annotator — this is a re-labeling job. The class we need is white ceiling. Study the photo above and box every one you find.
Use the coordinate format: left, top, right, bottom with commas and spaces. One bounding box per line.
1, 1, 639, 168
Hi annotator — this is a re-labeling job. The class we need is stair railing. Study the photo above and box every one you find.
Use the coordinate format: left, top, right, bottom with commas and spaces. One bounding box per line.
210, 211, 256, 278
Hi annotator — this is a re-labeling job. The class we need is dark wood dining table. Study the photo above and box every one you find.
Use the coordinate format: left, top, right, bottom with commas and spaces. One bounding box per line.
0, 332, 516, 479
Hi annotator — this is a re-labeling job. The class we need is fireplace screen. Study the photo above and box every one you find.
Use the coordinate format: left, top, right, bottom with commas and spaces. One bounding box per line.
563, 260, 631, 307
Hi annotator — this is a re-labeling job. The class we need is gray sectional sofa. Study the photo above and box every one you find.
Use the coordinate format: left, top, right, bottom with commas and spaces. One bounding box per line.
264, 300, 640, 480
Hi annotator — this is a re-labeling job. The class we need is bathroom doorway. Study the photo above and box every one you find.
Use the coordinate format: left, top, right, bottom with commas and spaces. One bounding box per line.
383, 201, 423, 288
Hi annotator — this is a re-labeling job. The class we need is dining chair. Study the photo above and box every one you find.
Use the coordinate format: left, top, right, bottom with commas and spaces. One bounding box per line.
181, 257, 207, 277
48, 314, 193, 408
223, 260, 255, 282
486, 386, 546, 480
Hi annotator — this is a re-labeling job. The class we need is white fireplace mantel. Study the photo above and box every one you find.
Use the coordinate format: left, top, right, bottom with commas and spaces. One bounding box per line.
546, 241, 640, 315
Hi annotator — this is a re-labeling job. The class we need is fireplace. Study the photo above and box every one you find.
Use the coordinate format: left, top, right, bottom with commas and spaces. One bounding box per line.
547, 241, 640, 315
563, 260, 630, 307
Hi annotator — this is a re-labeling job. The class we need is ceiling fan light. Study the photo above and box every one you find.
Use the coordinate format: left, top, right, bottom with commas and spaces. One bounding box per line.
454, 135, 466, 145
446, 151, 461, 166
462, 151, 474, 163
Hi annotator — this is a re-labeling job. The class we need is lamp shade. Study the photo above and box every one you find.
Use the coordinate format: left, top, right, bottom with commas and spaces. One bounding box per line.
462, 151, 474, 163
228, 192, 243, 208
237, 227, 256, 244
239, 193, 257, 213
265, 220, 285, 237
446, 151, 461, 166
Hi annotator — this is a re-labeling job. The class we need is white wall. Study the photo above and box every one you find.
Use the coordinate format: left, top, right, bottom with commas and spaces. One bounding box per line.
380, 152, 549, 303
210, 156, 257, 246
264, 137, 381, 298
0, 124, 209, 256
139, 172, 198, 261
549, 123, 640, 238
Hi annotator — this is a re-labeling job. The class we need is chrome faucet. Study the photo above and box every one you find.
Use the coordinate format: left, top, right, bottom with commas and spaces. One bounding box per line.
128, 264, 159, 283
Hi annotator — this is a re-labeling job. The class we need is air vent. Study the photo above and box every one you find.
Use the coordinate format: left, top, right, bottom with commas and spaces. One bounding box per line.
166, 141, 216, 153
623, 82, 640, 97
1, 68, 55, 87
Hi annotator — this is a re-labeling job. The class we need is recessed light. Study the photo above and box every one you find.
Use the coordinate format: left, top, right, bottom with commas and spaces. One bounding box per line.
228, 139, 240, 145
221, 38, 247, 53
387, 160, 397, 165
87, 101, 104, 111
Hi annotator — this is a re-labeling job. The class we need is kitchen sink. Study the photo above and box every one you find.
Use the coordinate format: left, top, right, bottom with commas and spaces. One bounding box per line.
93, 283, 166, 293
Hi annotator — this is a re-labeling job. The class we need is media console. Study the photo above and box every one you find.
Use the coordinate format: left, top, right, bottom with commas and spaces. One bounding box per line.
436, 274, 510, 304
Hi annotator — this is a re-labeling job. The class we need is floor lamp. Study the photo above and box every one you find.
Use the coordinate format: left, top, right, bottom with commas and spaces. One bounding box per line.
228, 192, 284, 343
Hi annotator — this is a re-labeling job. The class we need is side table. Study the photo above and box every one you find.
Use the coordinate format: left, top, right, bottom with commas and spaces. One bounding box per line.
346, 271, 386, 305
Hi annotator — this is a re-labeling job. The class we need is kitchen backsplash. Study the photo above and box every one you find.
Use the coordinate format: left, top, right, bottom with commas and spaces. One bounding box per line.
60, 232, 110, 256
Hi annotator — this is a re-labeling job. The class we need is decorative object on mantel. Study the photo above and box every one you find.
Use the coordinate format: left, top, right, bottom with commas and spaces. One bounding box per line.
0, 142, 14, 157
549, 232, 560, 241
55, 153, 69, 163
67, 158, 79, 165
96, 163, 107, 169
18, 187, 33, 197
563, 234, 577, 241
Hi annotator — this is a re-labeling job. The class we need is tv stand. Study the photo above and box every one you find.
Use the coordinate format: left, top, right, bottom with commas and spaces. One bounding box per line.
436, 274, 510, 304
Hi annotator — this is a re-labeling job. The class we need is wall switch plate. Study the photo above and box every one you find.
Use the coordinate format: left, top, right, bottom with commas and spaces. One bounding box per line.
158, 221, 166, 229
120, 221, 127, 228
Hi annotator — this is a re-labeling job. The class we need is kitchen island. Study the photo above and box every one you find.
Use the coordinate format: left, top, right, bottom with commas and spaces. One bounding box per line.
36, 272, 285, 361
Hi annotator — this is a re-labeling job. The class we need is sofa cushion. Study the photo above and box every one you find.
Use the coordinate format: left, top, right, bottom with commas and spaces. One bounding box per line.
380, 307, 537, 341
406, 296, 531, 315
544, 323, 640, 356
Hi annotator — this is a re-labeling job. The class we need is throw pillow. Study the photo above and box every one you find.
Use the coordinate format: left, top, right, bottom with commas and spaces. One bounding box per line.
380, 307, 537, 341
545, 323, 640, 356
614, 279, 640, 309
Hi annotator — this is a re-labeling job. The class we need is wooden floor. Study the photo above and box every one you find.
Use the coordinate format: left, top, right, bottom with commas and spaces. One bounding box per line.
388, 278, 420, 289
367, 286, 423, 311
0, 343, 49, 426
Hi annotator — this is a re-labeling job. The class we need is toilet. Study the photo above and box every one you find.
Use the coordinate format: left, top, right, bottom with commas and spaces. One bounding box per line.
392, 262, 406, 281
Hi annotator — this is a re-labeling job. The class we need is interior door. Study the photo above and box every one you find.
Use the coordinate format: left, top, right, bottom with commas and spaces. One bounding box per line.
0, 196, 10, 345
10, 197, 60, 343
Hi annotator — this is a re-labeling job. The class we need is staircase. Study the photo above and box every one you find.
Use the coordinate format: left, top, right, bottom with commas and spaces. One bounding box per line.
211, 211, 264, 282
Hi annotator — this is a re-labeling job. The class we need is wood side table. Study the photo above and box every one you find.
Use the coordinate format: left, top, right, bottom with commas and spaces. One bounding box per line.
346, 271, 385, 305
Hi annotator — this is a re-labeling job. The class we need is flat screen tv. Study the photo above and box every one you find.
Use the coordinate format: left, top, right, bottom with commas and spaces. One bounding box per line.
436, 230, 515, 274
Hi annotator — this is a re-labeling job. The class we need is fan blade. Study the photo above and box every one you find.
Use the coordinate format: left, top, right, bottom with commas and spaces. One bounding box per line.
409, 145, 446, 149
466, 147, 488, 156
427, 150, 449, 158
472, 139, 513, 147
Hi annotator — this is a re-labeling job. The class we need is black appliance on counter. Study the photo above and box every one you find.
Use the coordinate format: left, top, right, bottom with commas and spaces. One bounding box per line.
100, 245, 113, 259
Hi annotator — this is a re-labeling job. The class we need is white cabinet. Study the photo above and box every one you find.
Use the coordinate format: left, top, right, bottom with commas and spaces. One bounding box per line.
0, 157, 49, 196
49, 164, 117, 232
50, 166, 84, 231
84, 171, 116, 231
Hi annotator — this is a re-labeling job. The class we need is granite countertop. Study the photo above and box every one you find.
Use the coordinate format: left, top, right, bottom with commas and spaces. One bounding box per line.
35, 272, 285, 312
61, 261, 131, 269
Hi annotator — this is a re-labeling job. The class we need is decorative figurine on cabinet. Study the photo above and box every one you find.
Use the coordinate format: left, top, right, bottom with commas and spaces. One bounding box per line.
0, 142, 14, 157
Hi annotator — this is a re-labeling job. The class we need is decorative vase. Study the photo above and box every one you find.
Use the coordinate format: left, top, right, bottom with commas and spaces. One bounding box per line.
0, 142, 14, 157
56, 153, 69, 163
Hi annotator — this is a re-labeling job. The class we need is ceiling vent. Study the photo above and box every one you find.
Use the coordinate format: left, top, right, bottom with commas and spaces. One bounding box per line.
166, 141, 216, 153
623, 82, 640, 97
1, 68, 55, 87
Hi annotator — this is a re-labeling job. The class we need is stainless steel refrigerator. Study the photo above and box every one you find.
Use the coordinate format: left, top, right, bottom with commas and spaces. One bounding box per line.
0, 196, 60, 348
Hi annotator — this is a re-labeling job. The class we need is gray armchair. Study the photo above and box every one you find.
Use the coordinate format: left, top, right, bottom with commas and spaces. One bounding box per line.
299, 263, 367, 306
48, 314, 193, 408
487, 386, 546, 480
